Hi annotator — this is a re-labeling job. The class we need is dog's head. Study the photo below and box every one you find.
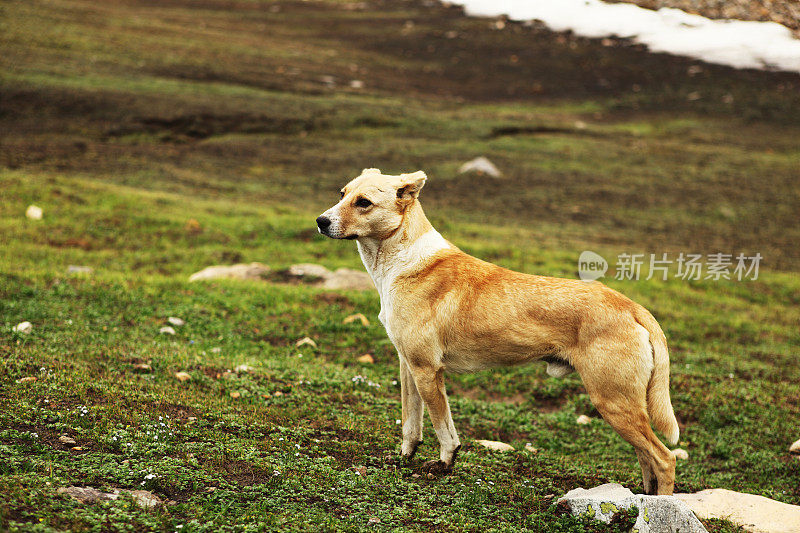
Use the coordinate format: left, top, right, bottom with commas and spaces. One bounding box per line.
316, 168, 427, 240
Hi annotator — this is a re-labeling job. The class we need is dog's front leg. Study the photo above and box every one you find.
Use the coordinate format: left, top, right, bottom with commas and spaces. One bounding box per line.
407, 359, 461, 473
399, 356, 424, 461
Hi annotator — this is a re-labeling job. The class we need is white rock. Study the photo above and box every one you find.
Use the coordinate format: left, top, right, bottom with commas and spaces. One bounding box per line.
576, 414, 593, 425
343, 313, 370, 326
67, 265, 93, 275
524, 443, 538, 453
174, 371, 192, 382
26, 205, 43, 220
458, 156, 502, 178
349, 80, 364, 89
127, 490, 163, 509
672, 448, 689, 460
295, 337, 317, 348
475, 439, 514, 452
159, 326, 176, 335
234, 364, 254, 373
189, 263, 271, 282
167, 317, 185, 326
790, 438, 800, 456
676, 489, 800, 533
558, 483, 707, 533
13, 321, 33, 334
59, 435, 77, 446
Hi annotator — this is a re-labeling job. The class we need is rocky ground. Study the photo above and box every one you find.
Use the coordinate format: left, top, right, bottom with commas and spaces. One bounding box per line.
611, 0, 800, 35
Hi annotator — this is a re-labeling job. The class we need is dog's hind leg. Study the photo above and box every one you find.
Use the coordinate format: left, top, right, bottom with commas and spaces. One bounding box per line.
576, 351, 676, 495
399, 356, 424, 460
405, 358, 461, 472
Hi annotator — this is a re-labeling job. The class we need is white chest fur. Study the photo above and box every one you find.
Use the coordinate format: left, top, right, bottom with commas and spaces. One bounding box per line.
357, 229, 450, 332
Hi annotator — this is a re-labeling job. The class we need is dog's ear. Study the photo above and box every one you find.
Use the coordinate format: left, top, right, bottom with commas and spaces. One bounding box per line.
361, 168, 381, 175
396, 171, 427, 202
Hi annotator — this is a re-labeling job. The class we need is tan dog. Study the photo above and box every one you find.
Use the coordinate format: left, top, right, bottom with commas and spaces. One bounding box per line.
316, 168, 680, 495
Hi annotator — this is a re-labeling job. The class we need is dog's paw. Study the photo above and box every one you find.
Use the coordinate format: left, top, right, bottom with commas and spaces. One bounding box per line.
400, 441, 422, 463
421, 460, 452, 475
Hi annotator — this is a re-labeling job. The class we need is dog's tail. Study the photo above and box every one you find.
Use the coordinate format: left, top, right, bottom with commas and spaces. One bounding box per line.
635, 306, 680, 446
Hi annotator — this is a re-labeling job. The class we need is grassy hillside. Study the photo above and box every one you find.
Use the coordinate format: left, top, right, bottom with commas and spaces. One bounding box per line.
2, 0, 799, 531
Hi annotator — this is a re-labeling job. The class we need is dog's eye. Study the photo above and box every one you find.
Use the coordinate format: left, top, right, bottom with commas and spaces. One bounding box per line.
354, 197, 372, 208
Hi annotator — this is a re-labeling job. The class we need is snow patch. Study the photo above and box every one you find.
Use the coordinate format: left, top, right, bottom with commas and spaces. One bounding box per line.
453, 0, 800, 73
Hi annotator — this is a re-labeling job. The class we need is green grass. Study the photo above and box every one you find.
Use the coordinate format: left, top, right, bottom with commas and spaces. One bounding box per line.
2, 0, 799, 531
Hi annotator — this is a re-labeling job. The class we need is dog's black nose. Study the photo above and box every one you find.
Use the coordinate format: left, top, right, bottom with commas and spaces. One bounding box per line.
316, 216, 331, 231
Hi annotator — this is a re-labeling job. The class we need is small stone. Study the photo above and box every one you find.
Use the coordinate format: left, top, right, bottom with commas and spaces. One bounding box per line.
204, 486, 217, 493
411, 473, 421, 479
234, 364, 254, 373
672, 448, 689, 460
187, 416, 197, 422
174, 371, 192, 382
127, 490, 163, 509
524, 443, 538, 453
67, 265, 93, 275
350, 80, 364, 89
458, 156, 502, 178
167, 317, 185, 326
475, 439, 514, 452
133, 363, 152, 372
13, 321, 33, 334
59, 435, 77, 447
576, 415, 592, 425
159, 326, 176, 335
357, 354, 375, 364
344, 313, 370, 326
72, 446, 83, 451
26, 205, 43, 220
229, 391, 241, 399
368, 517, 380, 524
15, 376, 37, 384
789, 438, 800, 455
295, 336, 317, 348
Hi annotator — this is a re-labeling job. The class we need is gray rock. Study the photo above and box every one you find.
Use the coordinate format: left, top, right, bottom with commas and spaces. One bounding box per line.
323, 268, 373, 290
557, 483, 707, 533
188, 263, 271, 282
288, 264, 374, 291
288, 263, 332, 279
57, 486, 162, 509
